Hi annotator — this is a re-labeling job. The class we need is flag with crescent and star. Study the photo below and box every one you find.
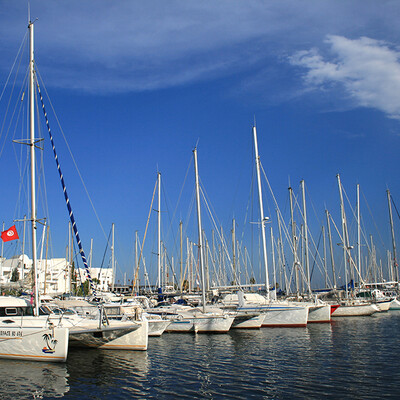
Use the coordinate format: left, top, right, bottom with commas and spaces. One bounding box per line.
1, 225, 19, 242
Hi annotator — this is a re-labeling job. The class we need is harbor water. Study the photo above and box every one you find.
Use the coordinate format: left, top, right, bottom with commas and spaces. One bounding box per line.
1, 311, 399, 399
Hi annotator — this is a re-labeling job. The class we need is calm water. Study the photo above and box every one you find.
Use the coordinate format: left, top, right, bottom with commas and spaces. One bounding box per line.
1, 311, 399, 399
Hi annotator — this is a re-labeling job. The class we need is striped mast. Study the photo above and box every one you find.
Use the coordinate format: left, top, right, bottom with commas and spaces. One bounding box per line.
36, 84, 96, 296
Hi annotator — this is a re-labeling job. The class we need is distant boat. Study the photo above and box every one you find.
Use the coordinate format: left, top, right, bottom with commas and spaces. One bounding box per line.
331, 301, 379, 317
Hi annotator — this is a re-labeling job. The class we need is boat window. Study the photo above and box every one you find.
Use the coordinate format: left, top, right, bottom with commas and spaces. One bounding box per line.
5, 308, 17, 316
39, 306, 51, 315
23, 306, 34, 316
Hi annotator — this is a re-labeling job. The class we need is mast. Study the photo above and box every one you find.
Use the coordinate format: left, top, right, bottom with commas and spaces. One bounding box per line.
135, 230, 138, 292
357, 184, 362, 281
270, 227, 277, 300
276, 209, 287, 293
326, 209, 337, 289
387, 189, 398, 283
289, 187, 300, 298
232, 218, 236, 286
337, 174, 349, 298
111, 223, 115, 292
193, 148, 206, 312
28, 21, 39, 316
301, 180, 312, 296
21, 215, 26, 280
253, 126, 270, 296
157, 172, 161, 292
180, 221, 183, 292
322, 225, 328, 289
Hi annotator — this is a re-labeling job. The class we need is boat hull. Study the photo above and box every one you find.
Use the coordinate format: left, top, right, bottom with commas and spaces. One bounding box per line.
261, 305, 309, 327
231, 313, 264, 329
100, 320, 149, 350
148, 319, 171, 336
331, 303, 379, 317
375, 300, 392, 312
0, 325, 68, 362
193, 315, 234, 333
67, 320, 140, 348
165, 319, 195, 333
390, 299, 400, 310
307, 304, 331, 323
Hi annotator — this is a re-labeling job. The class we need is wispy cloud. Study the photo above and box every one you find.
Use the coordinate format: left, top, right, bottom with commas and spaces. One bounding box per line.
2, 1, 400, 97
290, 35, 400, 119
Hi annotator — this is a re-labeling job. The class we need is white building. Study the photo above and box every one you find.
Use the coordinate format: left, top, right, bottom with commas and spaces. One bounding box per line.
0, 255, 114, 295
78, 267, 114, 292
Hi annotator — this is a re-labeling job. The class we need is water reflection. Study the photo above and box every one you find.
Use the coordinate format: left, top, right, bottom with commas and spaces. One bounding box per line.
65, 348, 150, 399
0, 359, 69, 400
3, 314, 400, 399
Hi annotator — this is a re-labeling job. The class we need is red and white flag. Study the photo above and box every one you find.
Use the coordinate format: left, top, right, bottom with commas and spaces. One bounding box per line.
1, 225, 19, 242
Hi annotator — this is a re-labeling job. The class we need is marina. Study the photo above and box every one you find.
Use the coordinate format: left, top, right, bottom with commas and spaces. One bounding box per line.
0, 2, 399, 398
0, 311, 399, 399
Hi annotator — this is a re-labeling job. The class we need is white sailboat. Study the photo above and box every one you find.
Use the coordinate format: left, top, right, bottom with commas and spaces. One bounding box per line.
0, 20, 68, 363
330, 177, 379, 317
251, 125, 309, 327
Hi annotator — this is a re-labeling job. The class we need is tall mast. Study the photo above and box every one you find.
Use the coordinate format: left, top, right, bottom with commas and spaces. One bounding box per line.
357, 184, 362, 281
193, 148, 206, 312
180, 221, 183, 292
301, 180, 312, 296
29, 21, 39, 316
270, 227, 277, 300
253, 126, 270, 296
135, 230, 138, 292
232, 218, 236, 286
326, 210, 337, 289
111, 223, 115, 291
322, 225, 328, 288
21, 215, 26, 280
337, 174, 349, 298
387, 189, 398, 283
157, 172, 161, 292
289, 187, 300, 298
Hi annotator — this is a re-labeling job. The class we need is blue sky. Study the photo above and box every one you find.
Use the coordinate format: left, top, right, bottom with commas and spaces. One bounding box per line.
0, 1, 399, 288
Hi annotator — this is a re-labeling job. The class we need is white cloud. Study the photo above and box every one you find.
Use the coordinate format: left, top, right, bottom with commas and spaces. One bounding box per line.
2, 1, 400, 96
290, 35, 400, 119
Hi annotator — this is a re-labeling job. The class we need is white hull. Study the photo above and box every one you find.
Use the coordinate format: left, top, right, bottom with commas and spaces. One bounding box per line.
165, 319, 195, 333
231, 313, 264, 329
261, 305, 308, 327
148, 319, 171, 336
222, 293, 308, 327
100, 319, 148, 350
375, 300, 392, 312
332, 303, 379, 317
390, 299, 400, 310
63, 318, 140, 348
165, 314, 234, 333
0, 323, 68, 362
193, 315, 234, 333
307, 304, 331, 323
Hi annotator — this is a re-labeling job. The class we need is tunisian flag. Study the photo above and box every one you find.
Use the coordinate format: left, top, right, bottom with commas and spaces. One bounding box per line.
1, 225, 19, 242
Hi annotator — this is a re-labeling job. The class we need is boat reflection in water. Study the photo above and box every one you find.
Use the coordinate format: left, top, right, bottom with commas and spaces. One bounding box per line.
0, 359, 69, 399
65, 348, 150, 398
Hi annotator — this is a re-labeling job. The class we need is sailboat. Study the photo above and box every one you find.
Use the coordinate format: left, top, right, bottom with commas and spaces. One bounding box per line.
330, 177, 379, 317
1, 19, 146, 356
149, 148, 235, 333
249, 125, 309, 327
0, 20, 69, 362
